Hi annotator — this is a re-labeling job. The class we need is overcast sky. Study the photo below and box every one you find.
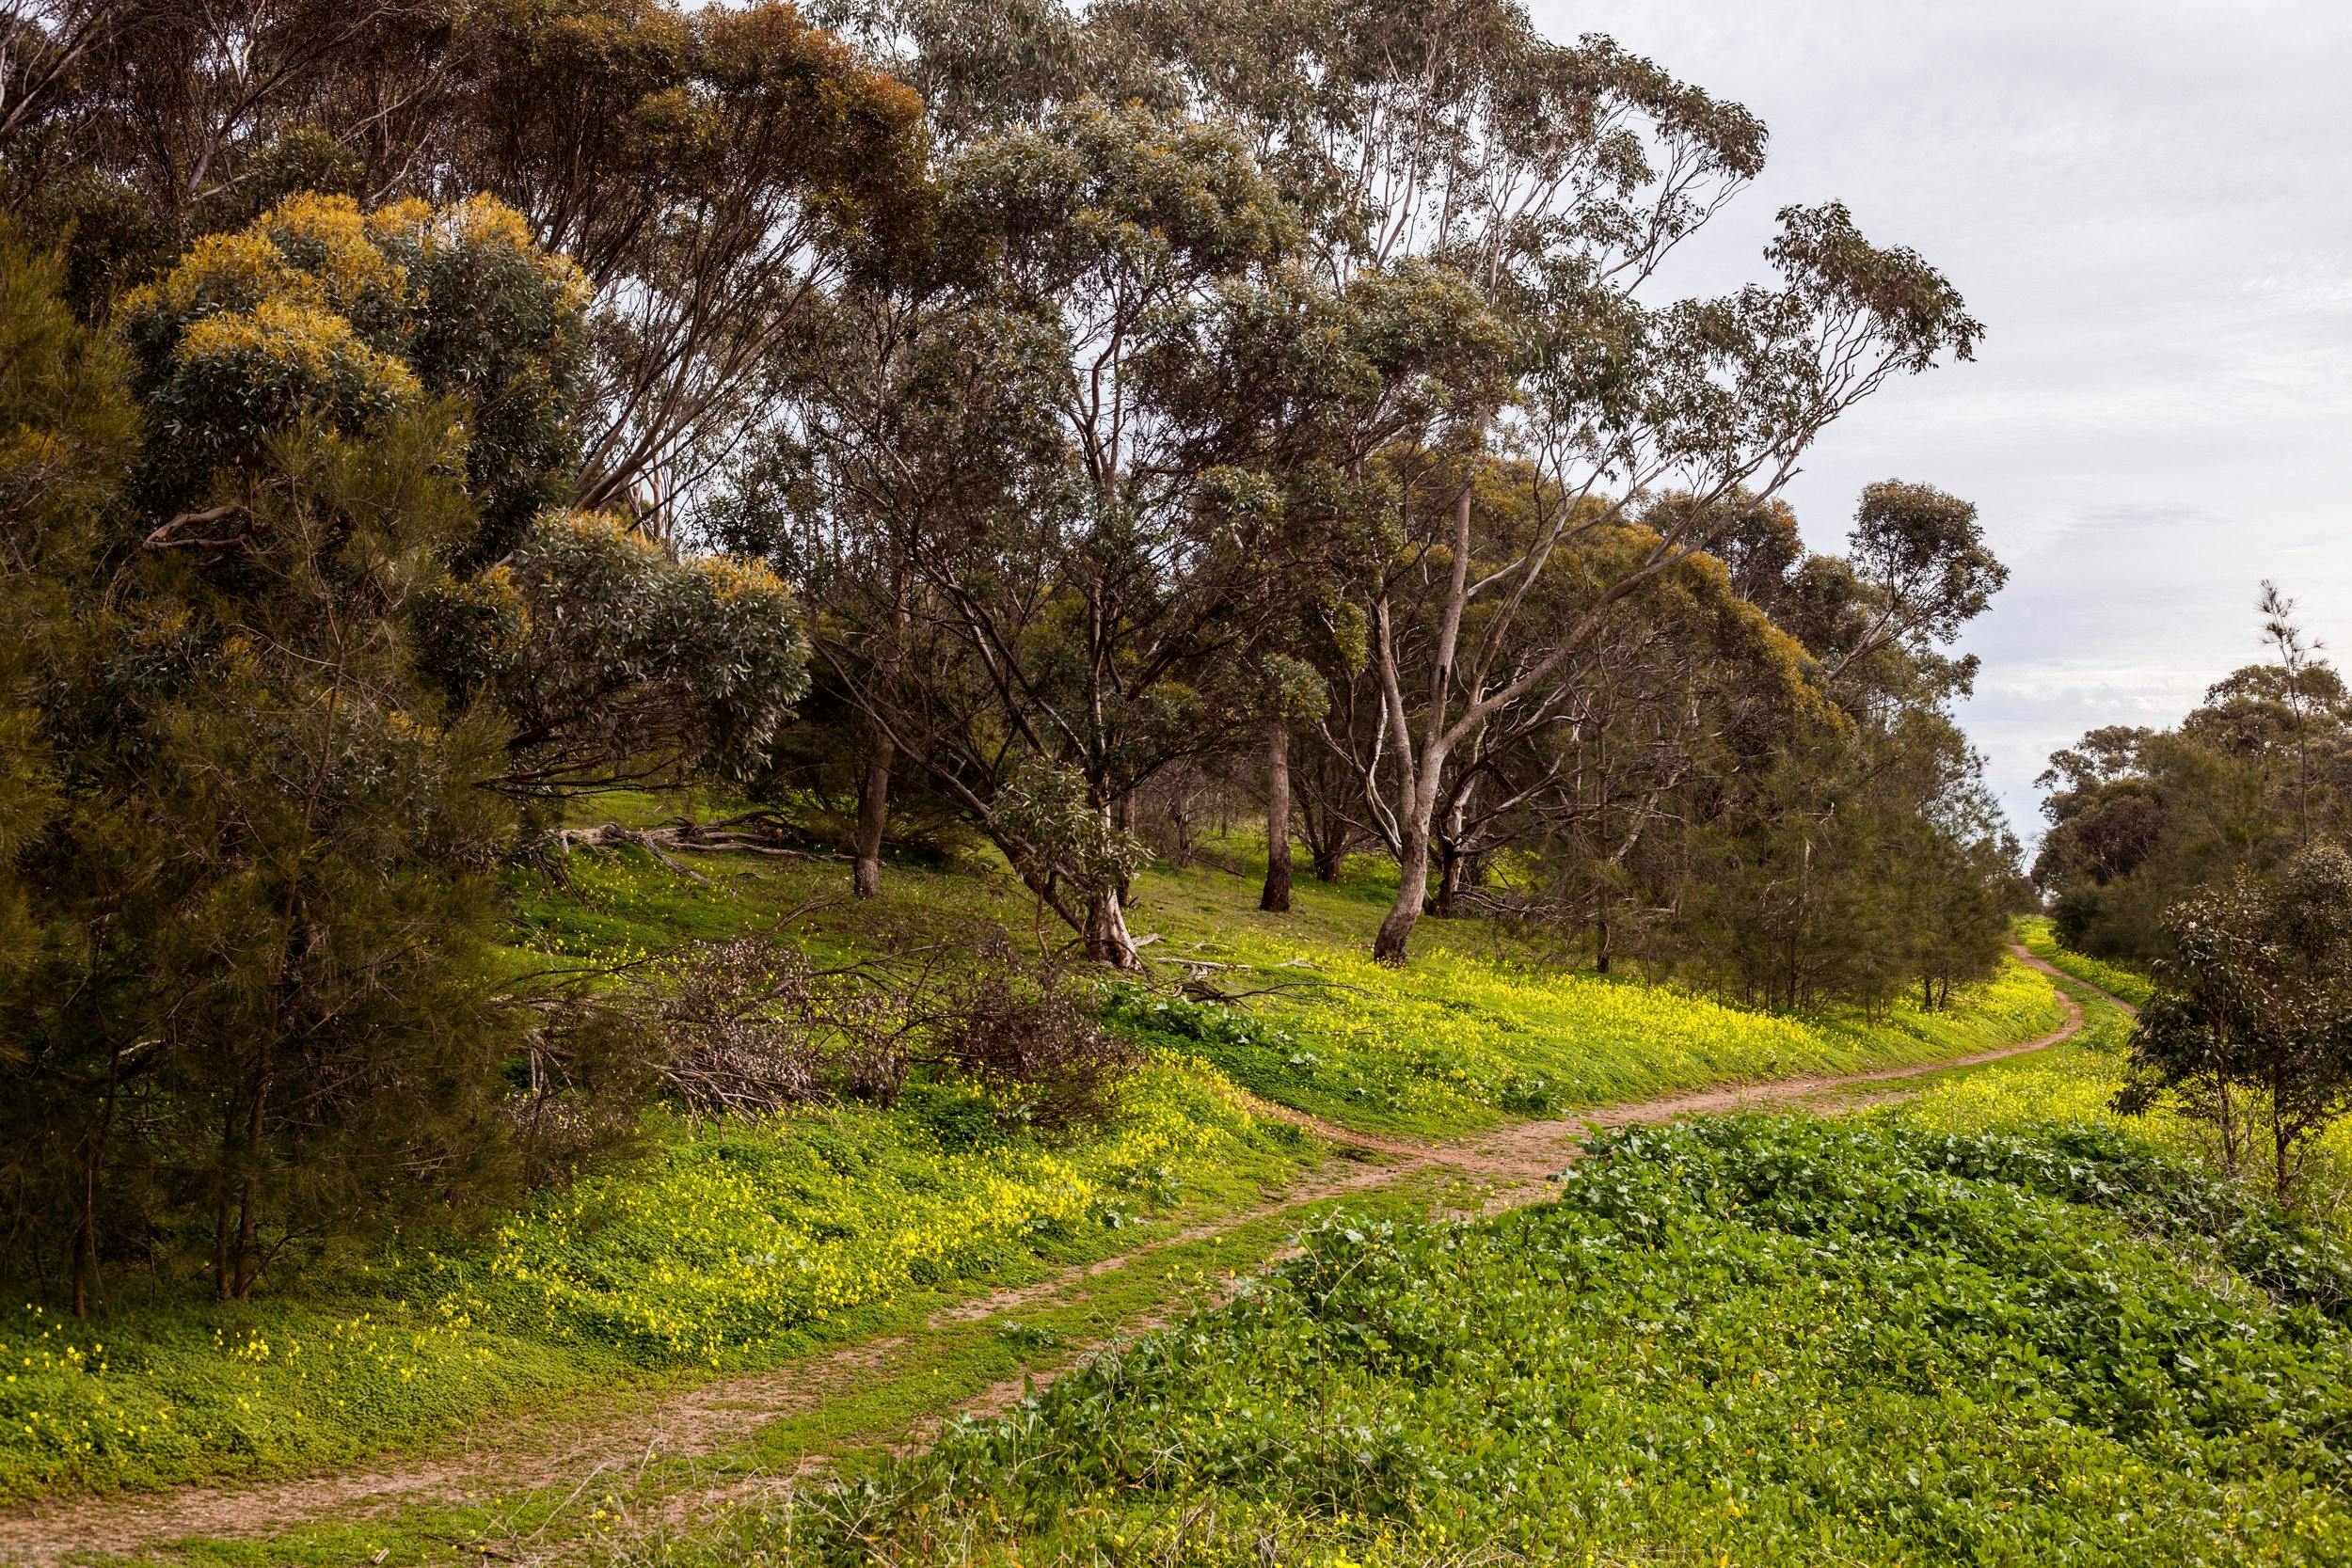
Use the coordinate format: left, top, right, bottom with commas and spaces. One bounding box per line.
1528, 0, 2352, 843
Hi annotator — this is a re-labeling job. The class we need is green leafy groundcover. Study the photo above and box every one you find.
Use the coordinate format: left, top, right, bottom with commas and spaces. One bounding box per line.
771, 1117, 2352, 1566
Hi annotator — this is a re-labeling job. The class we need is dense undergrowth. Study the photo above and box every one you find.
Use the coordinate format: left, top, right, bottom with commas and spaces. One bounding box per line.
1898, 971, 2352, 1223
745, 1113, 2352, 1567
0, 840, 2066, 1505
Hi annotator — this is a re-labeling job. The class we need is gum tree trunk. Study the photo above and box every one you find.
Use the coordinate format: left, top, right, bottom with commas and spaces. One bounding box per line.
1373, 815, 1432, 964
852, 725, 891, 899
1085, 884, 1142, 969
1260, 721, 1293, 912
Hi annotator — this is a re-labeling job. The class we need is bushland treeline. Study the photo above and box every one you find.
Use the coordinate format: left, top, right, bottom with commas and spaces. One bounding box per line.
0, 0, 2021, 1307
2038, 584, 2352, 961
2037, 586, 2352, 1204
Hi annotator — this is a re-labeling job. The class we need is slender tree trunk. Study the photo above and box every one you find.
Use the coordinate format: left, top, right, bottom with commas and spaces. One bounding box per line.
1312, 839, 1346, 882
852, 588, 909, 898
71, 1218, 94, 1321
213, 1107, 238, 1304
1431, 847, 1454, 917
1261, 722, 1293, 913
1368, 479, 1473, 966
1111, 791, 1136, 903
2275, 1108, 2294, 1207
231, 1062, 268, 1301
852, 724, 891, 899
71, 1044, 124, 1320
1595, 916, 1612, 974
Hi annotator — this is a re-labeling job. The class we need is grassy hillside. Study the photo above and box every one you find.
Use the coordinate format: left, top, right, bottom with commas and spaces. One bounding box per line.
732, 1111, 2352, 1567
2017, 914, 2156, 1006
0, 839, 2064, 1505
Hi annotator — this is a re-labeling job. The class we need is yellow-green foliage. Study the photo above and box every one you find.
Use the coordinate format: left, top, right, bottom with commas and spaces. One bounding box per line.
2017, 915, 2155, 1006
119, 191, 588, 520
1126, 923, 2066, 1134
0, 1059, 1300, 1500
1894, 985, 2352, 1217
425, 1058, 1266, 1367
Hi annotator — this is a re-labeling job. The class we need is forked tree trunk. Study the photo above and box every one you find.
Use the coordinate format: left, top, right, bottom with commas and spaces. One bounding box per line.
852, 725, 891, 899
1085, 884, 1142, 970
1367, 480, 1471, 966
1373, 818, 1432, 964
1261, 721, 1293, 912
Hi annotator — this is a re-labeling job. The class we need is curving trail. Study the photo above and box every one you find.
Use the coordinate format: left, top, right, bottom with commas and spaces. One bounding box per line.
0, 948, 2089, 1568
2010, 943, 2142, 1019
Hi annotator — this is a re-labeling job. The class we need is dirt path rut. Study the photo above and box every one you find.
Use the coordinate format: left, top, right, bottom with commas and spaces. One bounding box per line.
0, 949, 2087, 1566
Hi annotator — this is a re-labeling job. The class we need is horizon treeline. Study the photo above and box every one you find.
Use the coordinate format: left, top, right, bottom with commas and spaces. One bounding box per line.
2037, 583, 2352, 964
0, 0, 2020, 1307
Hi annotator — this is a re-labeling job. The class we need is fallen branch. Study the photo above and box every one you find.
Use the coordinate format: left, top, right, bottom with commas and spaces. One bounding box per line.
536, 816, 850, 881
143, 501, 251, 551
538, 823, 712, 883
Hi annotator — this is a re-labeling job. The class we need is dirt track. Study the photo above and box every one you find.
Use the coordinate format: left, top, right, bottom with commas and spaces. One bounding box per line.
0, 946, 2089, 1567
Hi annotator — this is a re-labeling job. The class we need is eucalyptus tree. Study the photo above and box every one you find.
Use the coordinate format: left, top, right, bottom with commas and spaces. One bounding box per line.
2122, 846, 2352, 1206
447, 0, 933, 538
2037, 590, 2352, 964
1093, 0, 1980, 962
729, 278, 1070, 898
815, 101, 1312, 963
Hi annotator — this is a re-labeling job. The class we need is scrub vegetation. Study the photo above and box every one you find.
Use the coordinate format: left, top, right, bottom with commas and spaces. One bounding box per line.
2, 1, 2344, 1562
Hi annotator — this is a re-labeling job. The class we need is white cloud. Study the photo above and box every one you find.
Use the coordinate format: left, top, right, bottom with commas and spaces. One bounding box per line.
1534, 0, 2352, 840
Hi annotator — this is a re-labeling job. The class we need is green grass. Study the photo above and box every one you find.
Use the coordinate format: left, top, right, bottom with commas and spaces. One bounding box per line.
732, 1115, 2352, 1567
1117, 917, 2064, 1136
2017, 914, 2155, 1006
81, 1175, 1463, 1568
0, 1067, 1314, 1504
0, 828, 2072, 1510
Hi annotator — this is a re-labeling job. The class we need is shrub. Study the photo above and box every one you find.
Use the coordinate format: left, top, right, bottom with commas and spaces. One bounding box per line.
935, 936, 1139, 1127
